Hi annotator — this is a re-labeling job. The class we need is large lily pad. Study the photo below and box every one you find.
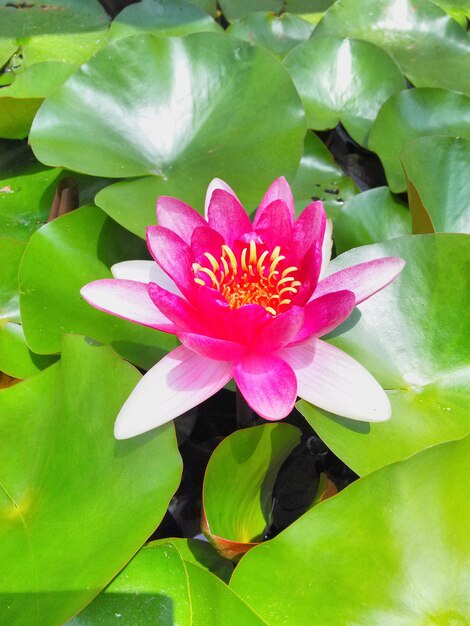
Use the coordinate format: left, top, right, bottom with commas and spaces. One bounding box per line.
401, 136, 470, 235
227, 12, 314, 59
298, 234, 470, 475
0, 335, 182, 626
0, 236, 25, 323
369, 88, 470, 192
334, 187, 411, 253
19, 205, 177, 369
70, 542, 265, 625
230, 435, 470, 625
203, 424, 301, 556
314, 0, 470, 97
290, 131, 359, 220
284, 36, 406, 146
0, 0, 109, 66
0, 322, 57, 379
30, 32, 305, 236
110, 0, 221, 40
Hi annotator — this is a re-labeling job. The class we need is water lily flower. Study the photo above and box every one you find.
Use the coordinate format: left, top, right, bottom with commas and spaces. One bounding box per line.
81, 178, 404, 439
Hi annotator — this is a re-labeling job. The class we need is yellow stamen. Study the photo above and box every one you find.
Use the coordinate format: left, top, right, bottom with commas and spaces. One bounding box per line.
199, 267, 220, 288
194, 278, 206, 286
203, 252, 220, 273
222, 244, 237, 272
241, 248, 248, 272
249, 240, 257, 265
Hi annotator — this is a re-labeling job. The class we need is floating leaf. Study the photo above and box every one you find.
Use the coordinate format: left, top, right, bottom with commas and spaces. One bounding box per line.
0, 322, 57, 379
110, 0, 221, 40
0, 335, 182, 626
30, 32, 305, 237
227, 12, 314, 59
334, 187, 411, 253
401, 136, 470, 234
284, 36, 406, 146
19, 205, 177, 368
0, 0, 109, 66
369, 88, 470, 192
70, 542, 265, 625
231, 436, 470, 625
314, 0, 470, 96
290, 131, 359, 220
0, 236, 25, 323
298, 234, 470, 475
203, 424, 301, 558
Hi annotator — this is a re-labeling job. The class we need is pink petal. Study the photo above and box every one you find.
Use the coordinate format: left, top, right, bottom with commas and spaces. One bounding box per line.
234, 353, 297, 421
207, 189, 252, 246
252, 199, 294, 250
80, 279, 176, 332
256, 306, 305, 352
320, 218, 333, 279
156, 196, 207, 245
204, 178, 241, 220
291, 290, 355, 344
111, 260, 181, 295
254, 177, 295, 225
280, 339, 391, 422
191, 226, 224, 260
114, 345, 234, 439
291, 200, 326, 264
148, 282, 205, 334
146, 226, 196, 298
178, 332, 246, 361
313, 257, 406, 305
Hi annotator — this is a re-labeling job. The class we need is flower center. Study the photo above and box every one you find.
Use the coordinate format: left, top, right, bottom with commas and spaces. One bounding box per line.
192, 240, 301, 315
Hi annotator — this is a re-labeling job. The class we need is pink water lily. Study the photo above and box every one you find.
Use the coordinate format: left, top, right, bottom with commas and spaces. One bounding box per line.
81, 178, 404, 439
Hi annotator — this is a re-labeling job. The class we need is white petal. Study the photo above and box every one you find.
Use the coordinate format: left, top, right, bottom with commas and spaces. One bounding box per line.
319, 218, 333, 279
280, 339, 391, 422
81, 279, 174, 330
114, 345, 233, 439
111, 260, 181, 295
204, 178, 240, 220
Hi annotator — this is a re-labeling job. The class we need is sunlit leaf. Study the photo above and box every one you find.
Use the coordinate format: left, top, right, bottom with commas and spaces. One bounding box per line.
284, 36, 406, 146
298, 234, 470, 475
369, 88, 470, 192
231, 436, 470, 625
401, 136, 470, 234
0, 335, 182, 626
334, 187, 411, 253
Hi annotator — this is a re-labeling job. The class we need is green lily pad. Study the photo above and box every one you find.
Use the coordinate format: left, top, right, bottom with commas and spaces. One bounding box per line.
110, 0, 221, 40
0, 161, 112, 241
0, 334, 182, 626
290, 131, 359, 220
432, 0, 470, 20
283, 36, 406, 146
227, 12, 314, 59
188, 0, 217, 15
70, 542, 265, 625
203, 424, 301, 551
298, 234, 470, 475
0, 322, 57, 379
0, 0, 109, 66
368, 88, 470, 192
18, 205, 177, 369
230, 435, 470, 625
334, 187, 411, 253
151, 538, 234, 583
314, 0, 470, 97
0, 236, 25, 323
30, 32, 305, 234
401, 136, 470, 234
219, 0, 334, 21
